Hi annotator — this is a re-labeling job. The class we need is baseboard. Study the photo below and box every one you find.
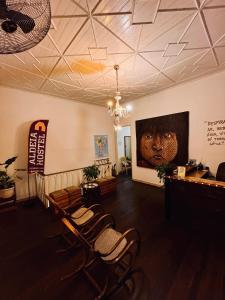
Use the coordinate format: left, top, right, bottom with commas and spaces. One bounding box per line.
132, 178, 163, 188
16, 196, 37, 203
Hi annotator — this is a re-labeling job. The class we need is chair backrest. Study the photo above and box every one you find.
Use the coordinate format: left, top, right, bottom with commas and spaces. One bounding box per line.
216, 162, 225, 182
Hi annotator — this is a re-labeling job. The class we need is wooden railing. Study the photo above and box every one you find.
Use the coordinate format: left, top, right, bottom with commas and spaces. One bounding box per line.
36, 162, 112, 207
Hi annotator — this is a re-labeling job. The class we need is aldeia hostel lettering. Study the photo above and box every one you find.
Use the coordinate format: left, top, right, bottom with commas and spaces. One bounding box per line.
28, 120, 49, 174
29, 132, 46, 166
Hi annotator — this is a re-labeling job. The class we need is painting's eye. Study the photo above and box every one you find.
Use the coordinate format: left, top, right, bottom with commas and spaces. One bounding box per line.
164, 132, 172, 139
145, 134, 153, 140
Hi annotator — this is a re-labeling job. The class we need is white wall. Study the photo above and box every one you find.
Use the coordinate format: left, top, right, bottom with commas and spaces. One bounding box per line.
0, 86, 115, 199
128, 70, 225, 185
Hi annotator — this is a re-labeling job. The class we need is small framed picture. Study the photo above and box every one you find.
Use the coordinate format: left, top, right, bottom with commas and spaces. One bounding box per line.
177, 166, 186, 178
94, 135, 109, 159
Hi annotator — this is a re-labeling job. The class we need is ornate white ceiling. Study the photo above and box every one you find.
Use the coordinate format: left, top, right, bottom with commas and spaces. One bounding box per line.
0, 0, 225, 105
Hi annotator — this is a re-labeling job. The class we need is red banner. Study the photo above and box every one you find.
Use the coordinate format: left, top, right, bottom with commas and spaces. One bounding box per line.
28, 120, 49, 174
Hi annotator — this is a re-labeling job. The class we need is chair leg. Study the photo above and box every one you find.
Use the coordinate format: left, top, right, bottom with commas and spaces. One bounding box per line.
56, 240, 80, 254
60, 247, 89, 281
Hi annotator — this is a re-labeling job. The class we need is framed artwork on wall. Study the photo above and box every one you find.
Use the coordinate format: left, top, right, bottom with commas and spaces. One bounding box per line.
94, 135, 109, 159
136, 111, 189, 169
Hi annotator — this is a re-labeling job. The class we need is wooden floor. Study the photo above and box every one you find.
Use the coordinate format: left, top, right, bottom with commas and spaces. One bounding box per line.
0, 177, 225, 300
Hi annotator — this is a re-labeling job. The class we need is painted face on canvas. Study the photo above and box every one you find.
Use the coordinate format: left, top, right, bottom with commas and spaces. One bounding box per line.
140, 131, 178, 166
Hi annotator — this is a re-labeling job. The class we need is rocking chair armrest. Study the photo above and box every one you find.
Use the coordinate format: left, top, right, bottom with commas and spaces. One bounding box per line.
45, 194, 69, 217
64, 196, 85, 210
112, 239, 140, 264
83, 213, 115, 236
87, 203, 104, 212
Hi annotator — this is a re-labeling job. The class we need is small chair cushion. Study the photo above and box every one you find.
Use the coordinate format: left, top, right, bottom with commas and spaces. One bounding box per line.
94, 228, 127, 261
72, 207, 94, 225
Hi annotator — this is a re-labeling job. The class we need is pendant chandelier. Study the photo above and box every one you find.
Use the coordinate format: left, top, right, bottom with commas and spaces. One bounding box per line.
107, 65, 131, 131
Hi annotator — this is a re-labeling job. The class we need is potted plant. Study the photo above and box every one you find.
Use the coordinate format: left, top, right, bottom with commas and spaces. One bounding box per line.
0, 156, 17, 199
155, 163, 176, 184
83, 165, 100, 183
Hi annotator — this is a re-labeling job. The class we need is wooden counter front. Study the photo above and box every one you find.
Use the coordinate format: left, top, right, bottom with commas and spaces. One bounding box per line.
165, 175, 225, 221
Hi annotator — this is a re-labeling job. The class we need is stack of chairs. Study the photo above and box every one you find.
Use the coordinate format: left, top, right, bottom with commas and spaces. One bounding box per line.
49, 186, 82, 214
95, 176, 117, 197
46, 188, 140, 299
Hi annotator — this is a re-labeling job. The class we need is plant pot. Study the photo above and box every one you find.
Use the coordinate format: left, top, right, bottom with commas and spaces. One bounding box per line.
0, 187, 15, 199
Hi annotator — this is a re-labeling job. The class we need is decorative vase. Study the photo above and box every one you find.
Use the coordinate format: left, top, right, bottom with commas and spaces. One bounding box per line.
0, 187, 15, 199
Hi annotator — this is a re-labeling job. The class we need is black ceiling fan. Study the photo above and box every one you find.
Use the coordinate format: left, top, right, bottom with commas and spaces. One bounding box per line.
0, 0, 51, 54
0, 0, 35, 33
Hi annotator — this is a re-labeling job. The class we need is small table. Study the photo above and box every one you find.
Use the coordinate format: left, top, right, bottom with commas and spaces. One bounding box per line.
82, 182, 100, 204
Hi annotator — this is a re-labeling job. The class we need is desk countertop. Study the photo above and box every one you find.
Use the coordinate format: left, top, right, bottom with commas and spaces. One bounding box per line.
171, 175, 225, 188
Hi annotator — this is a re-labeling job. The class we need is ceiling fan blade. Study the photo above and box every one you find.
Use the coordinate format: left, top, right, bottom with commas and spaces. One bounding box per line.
7, 10, 35, 33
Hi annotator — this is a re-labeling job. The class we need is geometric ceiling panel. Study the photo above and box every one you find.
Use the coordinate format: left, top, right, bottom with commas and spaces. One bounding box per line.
214, 47, 225, 64
139, 11, 196, 51
159, 0, 197, 9
28, 34, 61, 57
89, 47, 107, 60
41, 79, 72, 99
203, 8, 225, 45
141, 48, 206, 71
96, 15, 142, 50
180, 14, 211, 49
49, 17, 87, 53
164, 49, 209, 69
65, 20, 97, 55
132, 0, 160, 24
65, 19, 133, 56
163, 49, 217, 82
0, 55, 59, 77
0, 66, 45, 90
0, 0, 225, 105
51, 0, 87, 15
163, 43, 187, 57
94, 0, 131, 13
202, 0, 225, 7
50, 58, 82, 87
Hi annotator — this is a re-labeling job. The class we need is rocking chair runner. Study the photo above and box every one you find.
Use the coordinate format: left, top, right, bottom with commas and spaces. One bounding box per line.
62, 215, 140, 299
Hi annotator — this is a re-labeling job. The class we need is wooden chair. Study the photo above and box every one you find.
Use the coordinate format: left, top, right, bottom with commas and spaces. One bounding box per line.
120, 157, 131, 175
216, 162, 225, 182
61, 216, 140, 299
46, 194, 105, 252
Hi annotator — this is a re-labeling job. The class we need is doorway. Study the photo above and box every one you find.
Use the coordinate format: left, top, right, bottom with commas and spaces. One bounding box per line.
116, 125, 132, 176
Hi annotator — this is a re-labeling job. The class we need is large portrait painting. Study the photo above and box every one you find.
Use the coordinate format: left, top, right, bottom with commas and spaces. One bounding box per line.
94, 135, 109, 158
136, 112, 189, 168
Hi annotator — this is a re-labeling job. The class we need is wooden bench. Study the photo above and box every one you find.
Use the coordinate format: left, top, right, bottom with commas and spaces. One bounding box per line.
49, 186, 82, 213
95, 176, 117, 197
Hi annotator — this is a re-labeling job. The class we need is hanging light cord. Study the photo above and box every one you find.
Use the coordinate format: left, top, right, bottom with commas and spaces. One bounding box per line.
114, 65, 119, 93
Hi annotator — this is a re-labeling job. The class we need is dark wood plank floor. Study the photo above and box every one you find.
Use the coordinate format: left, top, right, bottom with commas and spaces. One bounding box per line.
0, 177, 224, 300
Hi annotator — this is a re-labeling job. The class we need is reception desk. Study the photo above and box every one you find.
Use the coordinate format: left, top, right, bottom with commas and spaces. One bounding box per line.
165, 175, 225, 221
